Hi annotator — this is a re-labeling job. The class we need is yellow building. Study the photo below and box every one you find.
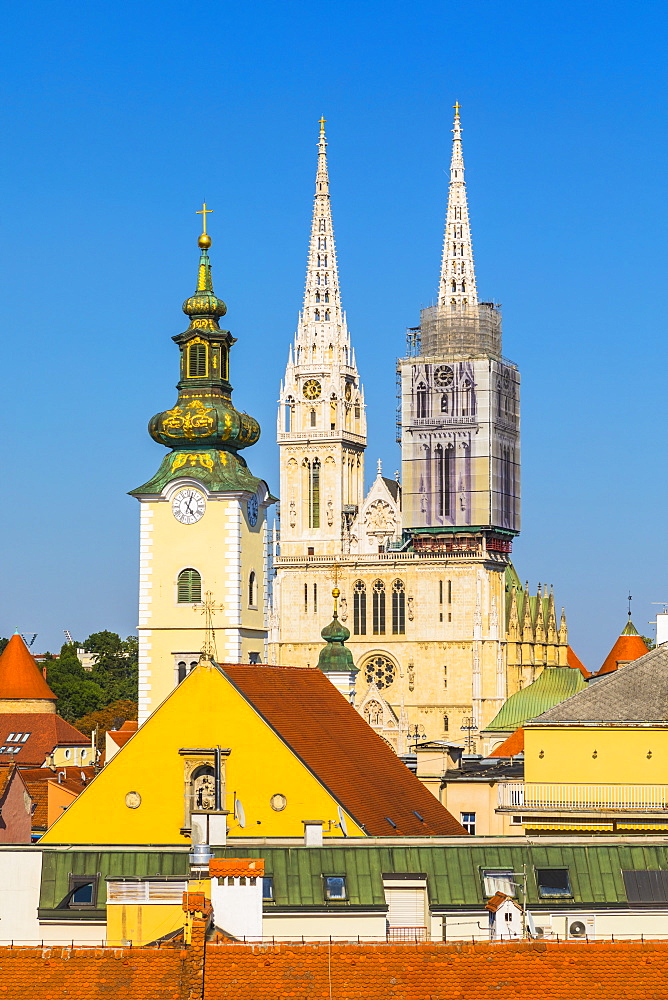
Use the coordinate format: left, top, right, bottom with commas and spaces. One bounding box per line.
41, 657, 465, 845
130, 210, 273, 722
512, 643, 668, 835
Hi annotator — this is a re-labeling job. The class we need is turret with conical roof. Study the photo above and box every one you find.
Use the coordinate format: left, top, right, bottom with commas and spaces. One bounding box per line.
0, 634, 57, 713
596, 618, 649, 678
131, 206, 263, 497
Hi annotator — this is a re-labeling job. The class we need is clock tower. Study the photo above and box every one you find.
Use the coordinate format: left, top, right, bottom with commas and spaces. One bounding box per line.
277, 119, 367, 557
131, 208, 272, 722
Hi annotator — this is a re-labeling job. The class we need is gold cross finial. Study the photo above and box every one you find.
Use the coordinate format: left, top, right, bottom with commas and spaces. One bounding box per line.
453, 101, 461, 120
319, 116, 326, 135
196, 202, 214, 236
193, 590, 225, 659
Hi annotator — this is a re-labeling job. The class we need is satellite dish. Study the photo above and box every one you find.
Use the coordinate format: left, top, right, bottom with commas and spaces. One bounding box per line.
235, 798, 246, 828
337, 805, 348, 837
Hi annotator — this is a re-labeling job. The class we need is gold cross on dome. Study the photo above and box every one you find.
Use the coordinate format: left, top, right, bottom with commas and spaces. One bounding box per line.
193, 590, 225, 659
453, 101, 461, 119
196, 202, 214, 235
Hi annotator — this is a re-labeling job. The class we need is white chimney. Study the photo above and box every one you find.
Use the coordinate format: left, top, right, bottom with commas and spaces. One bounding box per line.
303, 821, 324, 847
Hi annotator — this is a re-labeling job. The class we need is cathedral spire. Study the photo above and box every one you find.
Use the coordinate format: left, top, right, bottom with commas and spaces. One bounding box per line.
439, 103, 478, 311
298, 117, 346, 341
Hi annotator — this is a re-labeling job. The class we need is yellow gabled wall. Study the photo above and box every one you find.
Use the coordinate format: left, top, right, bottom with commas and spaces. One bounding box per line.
41, 660, 363, 844
524, 725, 668, 785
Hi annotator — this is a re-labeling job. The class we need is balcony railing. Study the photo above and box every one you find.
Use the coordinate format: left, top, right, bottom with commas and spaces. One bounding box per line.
498, 781, 668, 812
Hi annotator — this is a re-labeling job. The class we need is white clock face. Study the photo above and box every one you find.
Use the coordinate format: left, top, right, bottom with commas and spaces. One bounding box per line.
172, 488, 206, 524
247, 493, 259, 526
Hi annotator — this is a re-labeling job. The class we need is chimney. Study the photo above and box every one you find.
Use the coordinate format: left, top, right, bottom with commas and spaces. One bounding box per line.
303, 821, 324, 847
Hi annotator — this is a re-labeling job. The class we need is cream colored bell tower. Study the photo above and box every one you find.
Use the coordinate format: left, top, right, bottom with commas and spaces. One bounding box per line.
131, 209, 272, 723
277, 119, 367, 557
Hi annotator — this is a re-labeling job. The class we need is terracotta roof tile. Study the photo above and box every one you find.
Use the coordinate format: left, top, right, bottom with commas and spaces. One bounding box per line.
0, 634, 56, 700
598, 631, 649, 677
209, 859, 265, 878
0, 714, 88, 765
488, 727, 524, 757
203, 940, 668, 1000
567, 646, 591, 678
222, 664, 466, 837
13, 765, 96, 830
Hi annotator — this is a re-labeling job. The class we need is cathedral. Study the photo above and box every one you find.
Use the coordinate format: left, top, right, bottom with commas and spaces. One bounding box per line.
269, 110, 569, 749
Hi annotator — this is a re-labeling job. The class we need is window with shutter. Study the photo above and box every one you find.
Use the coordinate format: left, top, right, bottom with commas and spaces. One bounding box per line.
187, 343, 207, 378
384, 887, 427, 940
177, 568, 202, 603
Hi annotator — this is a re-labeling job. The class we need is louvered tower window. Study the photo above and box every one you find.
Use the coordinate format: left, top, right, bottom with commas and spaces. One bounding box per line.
392, 579, 405, 635
187, 343, 207, 378
372, 580, 386, 635
177, 568, 202, 603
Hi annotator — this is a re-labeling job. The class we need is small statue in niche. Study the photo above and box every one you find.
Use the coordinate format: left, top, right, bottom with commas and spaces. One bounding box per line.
327, 498, 334, 527
339, 596, 348, 622
407, 596, 415, 621
289, 499, 296, 528
194, 772, 216, 811
408, 662, 415, 692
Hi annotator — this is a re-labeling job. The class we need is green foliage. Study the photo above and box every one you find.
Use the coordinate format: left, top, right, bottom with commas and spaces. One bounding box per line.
641, 635, 656, 651
45, 632, 138, 723
0, 638, 8, 656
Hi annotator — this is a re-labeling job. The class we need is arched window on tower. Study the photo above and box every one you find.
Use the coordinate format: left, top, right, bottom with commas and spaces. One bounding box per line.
319, 219, 326, 232
392, 579, 405, 635
435, 445, 451, 518
451, 280, 456, 293
316, 273, 321, 286
324, 310, 330, 321
308, 458, 320, 528
187, 343, 207, 378
450, 298, 457, 312
177, 568, 202, 604
314, 309, 320, 321
330, 398, 336, 429
284, 396, 295, 432
324, 291, 329, 303
310, 408, 316, 427
315, 291, 321, 303
416, 382, 428, 419
248, 570, 258, 608
353, 580, 367, 635
461, 280, 466, 292
372, 580, 386, 635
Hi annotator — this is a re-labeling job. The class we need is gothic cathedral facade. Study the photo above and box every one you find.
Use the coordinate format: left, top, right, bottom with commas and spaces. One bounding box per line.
269, 112, 568, 749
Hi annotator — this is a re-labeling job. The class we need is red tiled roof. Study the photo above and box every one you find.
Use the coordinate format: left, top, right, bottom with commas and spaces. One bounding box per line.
9, 765, 97, 829
598, 634, 649, 677
204, 940, 668, 999
221, 664, 466, 836
488, 727, 524, 757
0, 715, 89, 766
567, 646, 591, 679
0, 634, 56, 701
0, 946, 187, 999
209, 859, 265, 878
108, 720, 138, 749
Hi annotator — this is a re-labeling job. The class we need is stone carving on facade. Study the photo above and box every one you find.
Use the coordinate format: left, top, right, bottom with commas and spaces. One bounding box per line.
407, 595, 414, 622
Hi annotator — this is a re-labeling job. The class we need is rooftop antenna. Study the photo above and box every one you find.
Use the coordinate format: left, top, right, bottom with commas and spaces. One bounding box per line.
627, 593, 633, 620
63, 630, 74, 645
21, 634, 37, 648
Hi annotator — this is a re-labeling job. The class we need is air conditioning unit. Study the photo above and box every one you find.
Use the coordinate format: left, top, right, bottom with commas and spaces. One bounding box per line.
567, 914, 596, 939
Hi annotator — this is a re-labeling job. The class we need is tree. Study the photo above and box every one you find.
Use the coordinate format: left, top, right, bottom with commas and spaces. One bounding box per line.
84, 632, 138, 704
74, 699, 138, 743
46, 643, 105, 722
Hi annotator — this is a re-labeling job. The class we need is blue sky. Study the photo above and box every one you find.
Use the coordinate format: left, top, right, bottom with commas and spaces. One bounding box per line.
0, 0, 666, 666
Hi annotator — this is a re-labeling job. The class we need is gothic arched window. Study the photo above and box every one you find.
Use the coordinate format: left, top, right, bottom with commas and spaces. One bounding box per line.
372, 579, 386, 635
364, 700, 383, 727
314, 309, 320, 321
324, 291, 329, 303
315, 291, 321, 303
416, 382, 428, 419
308, 458, 320, 528
310, 408, 316, 427
324, 309, 330, 321
392, 579, 405, 635
443, 713, 449, 732
177, 568, 201, 604
248, 570, 257, 608
353, 580, 366, 635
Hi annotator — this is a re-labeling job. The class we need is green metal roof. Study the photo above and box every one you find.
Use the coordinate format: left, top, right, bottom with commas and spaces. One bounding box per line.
39, 850, 190, 920
484, 667, 587, 733
36, 842, 668, 917
215, 842, 668, 910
